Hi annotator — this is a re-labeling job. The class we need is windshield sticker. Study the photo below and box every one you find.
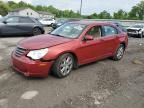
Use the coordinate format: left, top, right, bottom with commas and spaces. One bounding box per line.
74, 26, 83, 30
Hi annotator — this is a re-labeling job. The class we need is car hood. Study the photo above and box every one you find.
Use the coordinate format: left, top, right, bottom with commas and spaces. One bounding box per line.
127, 27, 141, 31
18, 34, 73, 50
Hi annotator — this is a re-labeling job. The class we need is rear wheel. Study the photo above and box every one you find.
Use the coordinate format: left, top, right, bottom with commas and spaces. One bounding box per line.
113, 44, 125, 61
33, 28, 42, 36
51, 23, 54, 27
52, 53, 74, 78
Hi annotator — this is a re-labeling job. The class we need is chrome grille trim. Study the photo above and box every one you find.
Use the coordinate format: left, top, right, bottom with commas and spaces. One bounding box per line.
15, 47, 27, 57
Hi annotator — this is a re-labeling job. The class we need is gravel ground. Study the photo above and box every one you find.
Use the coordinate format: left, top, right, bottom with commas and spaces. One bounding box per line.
0, 29, 144, 108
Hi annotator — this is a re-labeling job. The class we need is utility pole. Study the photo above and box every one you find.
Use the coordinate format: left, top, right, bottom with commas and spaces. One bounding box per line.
80, 0, 83, 15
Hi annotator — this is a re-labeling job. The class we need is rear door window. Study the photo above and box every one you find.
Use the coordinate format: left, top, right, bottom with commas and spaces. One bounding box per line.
102, 26, 118, 36
19, 17, 34, 23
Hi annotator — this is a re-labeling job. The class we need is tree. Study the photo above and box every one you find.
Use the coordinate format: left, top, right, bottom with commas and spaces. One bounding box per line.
87, 13, 98, 19
136, 0, 144, 20
8, 1, 17, 7
0, 1, 10, 16
129, 1, 144, 20
128, 6, 139, 20
98, 10, 111, 19
113, 9, 128, 19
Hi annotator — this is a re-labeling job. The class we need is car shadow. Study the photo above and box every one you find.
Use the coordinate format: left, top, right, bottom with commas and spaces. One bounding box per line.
77, 58, 112, 69
128, 35, 143, 38
0, 34, 33, 38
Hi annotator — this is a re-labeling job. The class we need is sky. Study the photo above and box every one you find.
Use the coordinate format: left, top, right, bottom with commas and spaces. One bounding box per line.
3, 0, 142, 15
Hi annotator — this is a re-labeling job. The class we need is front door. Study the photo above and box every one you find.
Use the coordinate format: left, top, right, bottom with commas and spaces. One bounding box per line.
77, 25, 106, 64
1, 16, 20, 35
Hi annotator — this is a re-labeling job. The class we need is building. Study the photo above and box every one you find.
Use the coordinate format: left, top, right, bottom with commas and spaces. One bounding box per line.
8, 8, 54, 19
8, 8, 39, 18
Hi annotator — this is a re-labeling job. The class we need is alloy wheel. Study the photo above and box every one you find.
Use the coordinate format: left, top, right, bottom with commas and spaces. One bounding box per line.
116, 46, 124, 60
59, 56, 73, 76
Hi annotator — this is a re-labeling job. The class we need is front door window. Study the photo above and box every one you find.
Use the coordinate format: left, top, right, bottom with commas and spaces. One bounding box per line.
86, 26, 102, 39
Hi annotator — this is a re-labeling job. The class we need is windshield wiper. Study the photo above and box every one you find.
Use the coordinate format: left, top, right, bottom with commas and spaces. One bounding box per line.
50, 33, 65, 37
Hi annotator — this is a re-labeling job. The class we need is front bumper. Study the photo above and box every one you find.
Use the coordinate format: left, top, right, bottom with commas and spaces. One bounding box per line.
127, 31, 141, 37
11, 52, 54, 77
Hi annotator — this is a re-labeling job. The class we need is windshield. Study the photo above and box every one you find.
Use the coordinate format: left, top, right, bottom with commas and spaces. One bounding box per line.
133, 25, 144, 28
51, 23, 86, 38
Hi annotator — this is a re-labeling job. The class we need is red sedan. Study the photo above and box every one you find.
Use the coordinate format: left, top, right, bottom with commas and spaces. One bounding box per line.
11, 21, 128, 78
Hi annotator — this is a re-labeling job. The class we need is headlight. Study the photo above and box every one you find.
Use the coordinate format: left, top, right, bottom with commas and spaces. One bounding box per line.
27, 48, 48, 60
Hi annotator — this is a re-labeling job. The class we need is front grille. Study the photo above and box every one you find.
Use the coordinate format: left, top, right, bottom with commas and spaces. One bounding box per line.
15, 47, 27, 57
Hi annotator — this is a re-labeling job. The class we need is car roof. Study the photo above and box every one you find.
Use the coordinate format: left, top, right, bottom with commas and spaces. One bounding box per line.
69, 20, 114, 26
7, 15, 33, 18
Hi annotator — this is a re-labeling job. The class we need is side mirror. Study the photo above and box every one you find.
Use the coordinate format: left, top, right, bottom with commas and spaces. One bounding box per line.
83, 35, 94, 41
3, 21, 7, 24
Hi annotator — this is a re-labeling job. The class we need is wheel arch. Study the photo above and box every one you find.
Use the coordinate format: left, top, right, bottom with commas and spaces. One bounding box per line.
33, 26, 44, 34
120, 42, 126, 49
56, 51, 79, 69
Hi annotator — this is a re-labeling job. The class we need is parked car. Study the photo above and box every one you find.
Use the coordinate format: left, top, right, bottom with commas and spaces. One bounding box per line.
113, 22, 127, 32
11, 21, 128, 78
127, 24, 144, 37
106, 21, 127, 32
0, 16, 45, 36
39, 18, 55, 26
52, 19, 80, 29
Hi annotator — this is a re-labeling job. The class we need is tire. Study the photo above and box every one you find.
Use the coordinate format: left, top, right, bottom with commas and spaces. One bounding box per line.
33, 27, 42, 36
142, 32, 144, 38
138, 34, 142, 38
52, 53, 74, 78
139, 32, 144, 38
51, 23, 54, 27
113, 44, 125, 61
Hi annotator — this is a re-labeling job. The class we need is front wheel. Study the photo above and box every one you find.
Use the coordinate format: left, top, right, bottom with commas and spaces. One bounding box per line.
52, 53, 74, 78
113, 44, 125, 61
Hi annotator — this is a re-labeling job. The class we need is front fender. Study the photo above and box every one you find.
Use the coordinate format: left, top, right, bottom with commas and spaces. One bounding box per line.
42, 40, 79, 61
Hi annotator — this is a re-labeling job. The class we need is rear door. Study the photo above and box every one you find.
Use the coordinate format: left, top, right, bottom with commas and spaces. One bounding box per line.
18, 17, 35, 34
101, 25, 120, 54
